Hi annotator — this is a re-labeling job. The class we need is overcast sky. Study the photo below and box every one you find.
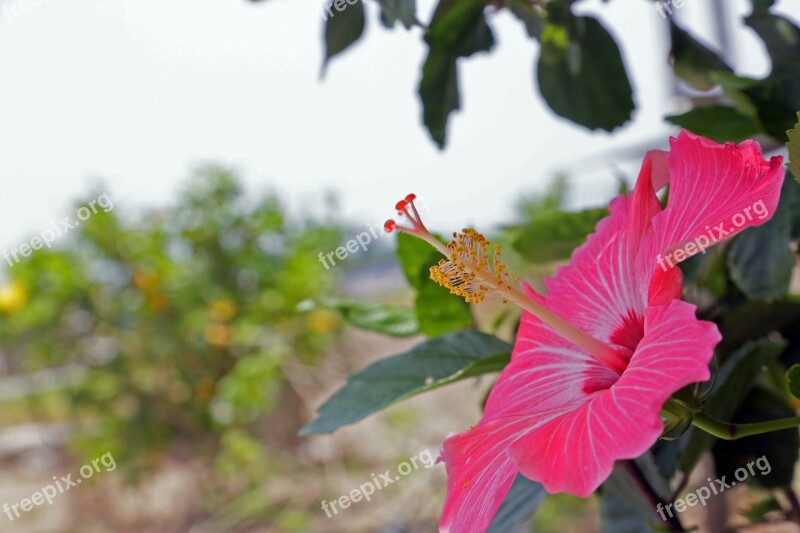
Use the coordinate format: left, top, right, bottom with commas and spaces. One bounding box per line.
0, 0, 797, 265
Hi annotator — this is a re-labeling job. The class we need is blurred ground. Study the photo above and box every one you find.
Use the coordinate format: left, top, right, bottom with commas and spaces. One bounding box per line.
2, 332, 796, 533
0, 326, 495, 532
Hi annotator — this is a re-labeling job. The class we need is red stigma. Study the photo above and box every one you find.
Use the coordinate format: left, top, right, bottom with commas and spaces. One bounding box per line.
405, 193, 417, 202
384, 219, 396, 232
395, 200, 408, 211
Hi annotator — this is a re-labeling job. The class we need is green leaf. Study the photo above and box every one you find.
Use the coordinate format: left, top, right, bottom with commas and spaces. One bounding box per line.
512, 207, 608, 263
396, 233, 473, 335
425, 0, 491, 53
599, 445, 678, 532
712, 387, 798, 488
787, 364, 800, 400
751, 0, 776, 14
396, 232, 439, 290
300, 330, 511, 434
742, 9, 800, 140
728, 178, 797, 299
419, 0, 494, 147
679, 338, 787, 474
487, 474, 546, 532
679, 246, 728, 297
599, 472, 657, 533
322, 0, 366, 74
717, 299, 800, 357
712, 71, 761, 118
536, 16, 634, 131
415, 275, 473, 336
667, 106, 761, 143
322, 298, 419, 336
669, 20, 732, 90
377, 0, 416, 29
419, 51, 460, 149
507, 0, 543, 39
788, 112, 800, 182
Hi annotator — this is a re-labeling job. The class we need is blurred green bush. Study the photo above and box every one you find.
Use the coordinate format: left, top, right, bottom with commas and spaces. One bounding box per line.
0, 167, 341, 492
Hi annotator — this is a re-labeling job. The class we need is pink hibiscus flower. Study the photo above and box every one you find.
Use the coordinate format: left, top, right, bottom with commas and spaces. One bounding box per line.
385, 131, 785, 532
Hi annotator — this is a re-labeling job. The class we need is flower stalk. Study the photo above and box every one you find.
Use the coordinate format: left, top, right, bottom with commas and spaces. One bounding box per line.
662, 398, 800, 440
691, 411, 800, 440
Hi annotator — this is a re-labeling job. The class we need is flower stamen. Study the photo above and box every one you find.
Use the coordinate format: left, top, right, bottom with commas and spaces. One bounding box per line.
386, 194, 629, 374
430, 229, 511, 304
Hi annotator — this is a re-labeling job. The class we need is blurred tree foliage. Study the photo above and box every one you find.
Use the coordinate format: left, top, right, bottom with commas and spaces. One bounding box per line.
0, 167, 341, 492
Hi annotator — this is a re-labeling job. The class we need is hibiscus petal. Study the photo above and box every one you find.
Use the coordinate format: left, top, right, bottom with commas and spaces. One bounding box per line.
653, 130, 784, 257
508, 300, 720, 496
438, 423, 526, 533
544, 149, 667, 350
439, 313, 618, 532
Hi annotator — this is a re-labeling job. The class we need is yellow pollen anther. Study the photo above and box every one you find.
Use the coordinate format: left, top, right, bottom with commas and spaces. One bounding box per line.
429, 229, 510, 304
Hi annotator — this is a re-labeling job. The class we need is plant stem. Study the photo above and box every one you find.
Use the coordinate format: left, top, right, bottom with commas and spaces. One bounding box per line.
785, 488, 800, 525
691, 411, 800, 440
619, 460, 684, 532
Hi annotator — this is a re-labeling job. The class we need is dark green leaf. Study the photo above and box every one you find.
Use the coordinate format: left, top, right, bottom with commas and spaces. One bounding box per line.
712, 387, 798, 488
669, 20, 732, 90
396, 233, 474, 335
667, 106, 761, 143
487, 474, 546, 532
536, 16, 634, 131
507, 0, 543, 39
728, 177, 797, 299
787, 364, 800, 400
322, 0, 366, 73
743, 9, 800, 140
599, 446, 678, 533
711, 71, 761, 118
425, 0, 491, 53
751, 0, 776, 14
415, 275, 473, 336
419, 0, 494, 147
680, 247, 728, 297
377, 0, 416, 29
679, 338, 787, 474
300, 330, 511, 434
419, 51, 460, 149
322, 298, 419, 336
512, 207, 608, 263
396, 232, 439, 290
636, 444, 677, 499
716, 299, 800, 357
600, 471, 656, 533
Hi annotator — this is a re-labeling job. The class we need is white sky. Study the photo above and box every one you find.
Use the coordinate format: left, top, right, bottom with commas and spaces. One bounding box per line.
0, 0, 797, 259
